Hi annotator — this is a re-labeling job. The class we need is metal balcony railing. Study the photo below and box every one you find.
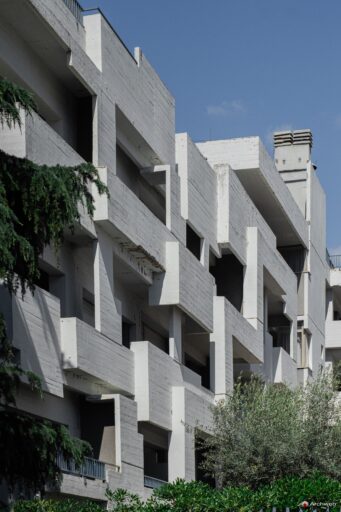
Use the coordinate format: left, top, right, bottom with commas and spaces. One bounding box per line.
56, 453, 105, 480
62, 0, 83, 25
328, 252, 341, 269
144, 475, 167, 489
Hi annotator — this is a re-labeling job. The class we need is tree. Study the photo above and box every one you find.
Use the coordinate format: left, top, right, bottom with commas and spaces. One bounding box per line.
0, 78, 108, 494
200, 373, 341, 489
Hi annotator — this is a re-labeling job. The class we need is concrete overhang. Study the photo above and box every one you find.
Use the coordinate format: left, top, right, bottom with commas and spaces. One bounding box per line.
0, 0, 93, 97
197, 137, 309, 248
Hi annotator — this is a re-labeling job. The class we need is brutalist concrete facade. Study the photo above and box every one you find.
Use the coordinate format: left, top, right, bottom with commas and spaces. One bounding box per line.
0, 0, 338, 502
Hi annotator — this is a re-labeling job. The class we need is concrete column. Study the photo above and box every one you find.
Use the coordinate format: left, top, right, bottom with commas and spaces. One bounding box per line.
94, 230, 121, 342
243, 227, 260, 323
262, 288, 273, 382
326, 288, 334, 321
211, 296, 233, 398
169, 307, 182, 363
169, 387, 186, 481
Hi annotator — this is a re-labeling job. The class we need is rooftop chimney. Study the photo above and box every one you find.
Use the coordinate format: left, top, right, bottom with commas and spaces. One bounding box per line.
274, 129, 313, 172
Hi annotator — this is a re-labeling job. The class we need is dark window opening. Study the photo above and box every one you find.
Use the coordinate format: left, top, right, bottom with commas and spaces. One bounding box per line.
142, 320, 169, 353
82, 289, 95, 327
268, 315, 291, 354
80, 398, 116, 465
122, 317, 136, 349
35, 269, 50, 292
210, 253, 244, 312
278, 245, 305, 280
334, 310, 341, 321
139, 423, 169, 484
76, 96, 93, 162
184, 353, 210, 390
143, 442, 168, 482
186, 224, 202, 260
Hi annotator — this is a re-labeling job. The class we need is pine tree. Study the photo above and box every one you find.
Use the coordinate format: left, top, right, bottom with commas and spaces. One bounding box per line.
0, 78, 108, 494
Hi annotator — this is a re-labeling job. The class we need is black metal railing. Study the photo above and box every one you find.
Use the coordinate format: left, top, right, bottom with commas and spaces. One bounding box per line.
62, 0, 83, 24
328, 253, 341, 269
56, 453, 105, 480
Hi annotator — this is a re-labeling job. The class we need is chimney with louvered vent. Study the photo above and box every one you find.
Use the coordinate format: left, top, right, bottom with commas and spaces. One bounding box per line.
274, 129, 313, 172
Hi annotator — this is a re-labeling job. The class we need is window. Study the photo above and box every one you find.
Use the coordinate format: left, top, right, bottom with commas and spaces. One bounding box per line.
210, 253, 244, 312
186, 223, 202, 260
122, 318, 136, 349
35, 269, 50, 292
82, 289, 95, 327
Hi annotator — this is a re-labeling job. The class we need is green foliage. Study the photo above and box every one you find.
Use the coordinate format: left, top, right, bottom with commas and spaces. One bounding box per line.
200, 374, 341, 489
14, 499, 103, 512
106, 488, 147, 512
0, 411, 91, 493
15, 476, 341, 512
107, 476, 341, 512
0, 149, 108, 295
0, 77, 36, 129
0, 313, 42, 405
0, 77, 108, 494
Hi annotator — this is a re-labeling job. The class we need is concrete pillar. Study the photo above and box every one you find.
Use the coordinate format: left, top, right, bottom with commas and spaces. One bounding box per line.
211, 296, 233, 398
169, 307, 182, 363
262, 288, 273, 382
326, 288, 334, 321
94, 230, 121, 342
168, 387, 187, 481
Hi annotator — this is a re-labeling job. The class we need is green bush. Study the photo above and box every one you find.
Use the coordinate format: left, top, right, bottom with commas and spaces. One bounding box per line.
14, 500, 103, 512
200, 373, 341, 488
154, 476, 341, 512
14, 475, 341, 512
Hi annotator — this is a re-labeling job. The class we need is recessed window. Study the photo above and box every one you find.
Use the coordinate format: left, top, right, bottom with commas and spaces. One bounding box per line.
35, 269, 50, 292
186, 224, 202, 261
210, 253, 244, 312
82, 289, 95, 327
122, 317, 136, 349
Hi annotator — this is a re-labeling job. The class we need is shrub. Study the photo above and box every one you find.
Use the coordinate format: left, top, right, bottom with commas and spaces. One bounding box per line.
14, 500, 103, 512
200, 373, 341, 488
12, 475, 341, 512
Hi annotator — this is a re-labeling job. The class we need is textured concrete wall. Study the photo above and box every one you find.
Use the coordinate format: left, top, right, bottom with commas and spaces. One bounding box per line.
0, 0, 331, 501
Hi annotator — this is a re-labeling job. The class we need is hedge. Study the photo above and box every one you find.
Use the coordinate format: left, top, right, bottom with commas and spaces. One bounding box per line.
12, 474, 341, 512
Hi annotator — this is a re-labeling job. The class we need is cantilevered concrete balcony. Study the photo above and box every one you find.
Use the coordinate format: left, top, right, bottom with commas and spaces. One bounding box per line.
197, 137, 309, 248
0, 285, 64, 398
61, 317, 134, 396
131, 341, 214, 432
272, 347, 297, 387
326, 321, 341, 349
93, 168, 172, 273
149, 241, 214, 332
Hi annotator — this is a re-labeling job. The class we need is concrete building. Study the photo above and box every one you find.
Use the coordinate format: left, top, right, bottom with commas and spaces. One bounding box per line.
0, 0, 339, 502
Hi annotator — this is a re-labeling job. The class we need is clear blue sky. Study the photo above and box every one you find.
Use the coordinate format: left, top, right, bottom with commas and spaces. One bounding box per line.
80, 0, 341, 252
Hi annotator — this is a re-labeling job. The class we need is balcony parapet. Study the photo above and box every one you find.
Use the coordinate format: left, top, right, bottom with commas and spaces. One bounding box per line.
326, 320, 341, 349
272, 347, 297, 387
61, 317, 134, 396
131, 341, 214, 431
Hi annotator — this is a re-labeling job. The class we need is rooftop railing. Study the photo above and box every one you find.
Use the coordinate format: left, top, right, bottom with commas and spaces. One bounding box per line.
327, 251, 341, 269
62, 0, 83, 25
56, 453, 105, 480
144, 475, 167, 489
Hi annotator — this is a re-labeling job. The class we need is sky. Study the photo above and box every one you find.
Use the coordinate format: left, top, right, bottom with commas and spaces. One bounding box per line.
80, 0, 341, 252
